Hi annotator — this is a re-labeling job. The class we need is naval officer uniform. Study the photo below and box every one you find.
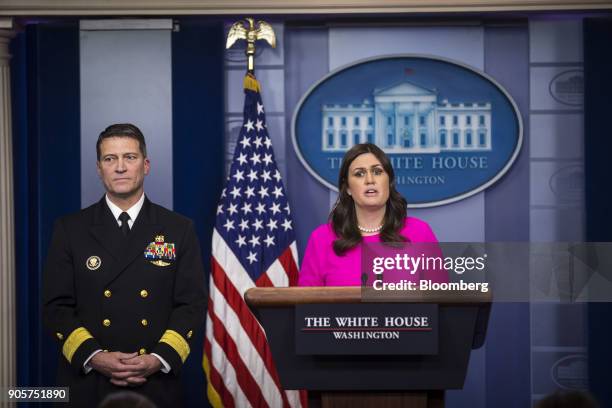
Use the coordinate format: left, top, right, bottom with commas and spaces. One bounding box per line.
42, 194, 206, 407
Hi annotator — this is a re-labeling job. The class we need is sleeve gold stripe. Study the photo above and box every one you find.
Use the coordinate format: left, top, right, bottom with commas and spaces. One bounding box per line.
159, 330, 190, 363
62, 327, 93, 363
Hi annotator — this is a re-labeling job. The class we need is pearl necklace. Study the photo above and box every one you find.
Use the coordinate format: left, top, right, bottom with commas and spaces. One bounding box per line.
358, 224, 383, 233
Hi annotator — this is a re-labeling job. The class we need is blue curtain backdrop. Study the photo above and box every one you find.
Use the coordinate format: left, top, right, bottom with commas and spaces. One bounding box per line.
12, 23, 82, 397
11, 20, 224, 408
172, 20, 224, 408
584, 17, 612, 408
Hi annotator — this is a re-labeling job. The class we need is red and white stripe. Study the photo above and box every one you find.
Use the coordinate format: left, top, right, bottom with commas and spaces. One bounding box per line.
205, 229, 304, 408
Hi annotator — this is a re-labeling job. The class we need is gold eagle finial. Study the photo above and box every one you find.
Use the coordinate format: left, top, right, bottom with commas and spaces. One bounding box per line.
226, 18, 276, 73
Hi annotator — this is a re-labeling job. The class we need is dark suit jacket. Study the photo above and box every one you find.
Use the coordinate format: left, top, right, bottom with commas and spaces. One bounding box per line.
42, 196, 206, 407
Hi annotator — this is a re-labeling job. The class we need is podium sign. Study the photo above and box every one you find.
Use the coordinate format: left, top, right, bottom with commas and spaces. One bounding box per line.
245, 287, 491, 393
295, 303, 438, 355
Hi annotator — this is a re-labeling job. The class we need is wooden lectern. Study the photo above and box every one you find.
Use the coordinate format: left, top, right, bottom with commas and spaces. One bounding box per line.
245, 287, 491, 408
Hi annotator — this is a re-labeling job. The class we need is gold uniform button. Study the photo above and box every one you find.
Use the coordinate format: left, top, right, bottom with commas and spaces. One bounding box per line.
140, 290, 148, 298
56, 332, 64, 340
141, 319, 148, 327
187, 330, 193, 339
103, 319, 111, 327
139, 348, 146, 355
104, 290, 112, 298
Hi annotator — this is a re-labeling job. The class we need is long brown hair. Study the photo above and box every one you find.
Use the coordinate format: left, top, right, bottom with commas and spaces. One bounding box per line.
331, 143, 407, 256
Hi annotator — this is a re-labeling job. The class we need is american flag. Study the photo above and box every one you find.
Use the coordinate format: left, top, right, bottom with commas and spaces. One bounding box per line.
204, 74, 305, 408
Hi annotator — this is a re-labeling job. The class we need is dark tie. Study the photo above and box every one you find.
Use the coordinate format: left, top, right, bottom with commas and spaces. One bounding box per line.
119, 212, 130, 236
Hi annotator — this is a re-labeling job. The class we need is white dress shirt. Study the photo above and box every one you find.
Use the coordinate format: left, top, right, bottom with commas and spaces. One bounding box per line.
105, 193, 145, 229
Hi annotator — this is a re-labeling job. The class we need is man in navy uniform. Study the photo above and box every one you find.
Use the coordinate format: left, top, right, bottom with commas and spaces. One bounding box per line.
43, 123, 206, 407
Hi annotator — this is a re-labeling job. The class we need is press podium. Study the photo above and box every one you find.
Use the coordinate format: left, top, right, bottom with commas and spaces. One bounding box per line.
245, 287, 491, 408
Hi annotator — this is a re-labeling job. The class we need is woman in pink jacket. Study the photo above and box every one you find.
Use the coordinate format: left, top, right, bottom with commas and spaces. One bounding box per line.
299, 143, 448, 287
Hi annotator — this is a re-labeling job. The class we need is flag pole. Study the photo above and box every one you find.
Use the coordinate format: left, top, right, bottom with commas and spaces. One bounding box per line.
226, 17, 277, 76
206, 16, 305, 408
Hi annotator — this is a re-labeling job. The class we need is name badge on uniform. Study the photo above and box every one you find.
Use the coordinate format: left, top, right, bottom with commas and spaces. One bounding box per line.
144, 235, 176, 267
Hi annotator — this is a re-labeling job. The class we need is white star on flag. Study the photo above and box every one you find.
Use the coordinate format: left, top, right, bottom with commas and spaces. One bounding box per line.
264, 235, 275, 247
232, 170, 244, 182
244, 186, 256, 198
255, 202, 266, 214
258, 186, 269, 198
261, 170, 272, 182
252, 219, 264, 231
241, 202, 252, 214
235, 235, 246, 247
250, 153, 261, 165
237, 152, 248, 165
267, 219, 278, 231
270, 202, 281, 215
249, 235, 260, 247
273, 170, 282, 182
223, 219, 234, 231
272, 186, 283, 199
239, 136, 251, 148
282, 219, 292, 231
227, 203, 238, 216
262, 153, 273, 166
239, 219, 249, 231
247, 169, 258, 182
244, 119, 255, 132
229, 186, 241, 199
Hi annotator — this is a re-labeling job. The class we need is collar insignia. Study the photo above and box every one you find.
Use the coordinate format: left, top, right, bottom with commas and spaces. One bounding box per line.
144, 235, 176, 267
